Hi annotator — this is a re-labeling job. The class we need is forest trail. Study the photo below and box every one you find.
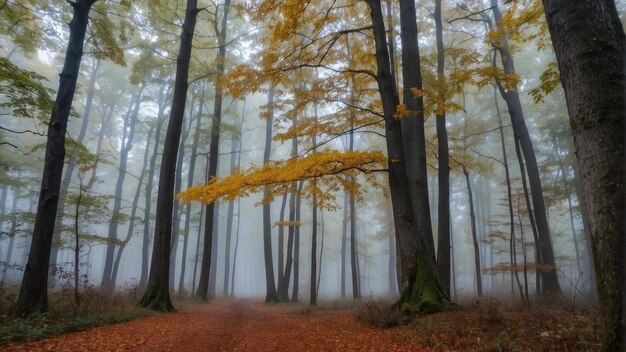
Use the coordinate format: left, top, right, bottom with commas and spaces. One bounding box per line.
3, 299, 428, 351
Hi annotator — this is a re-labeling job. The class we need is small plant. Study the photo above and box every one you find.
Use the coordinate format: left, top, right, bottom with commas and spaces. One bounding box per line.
357, 299, 401, 328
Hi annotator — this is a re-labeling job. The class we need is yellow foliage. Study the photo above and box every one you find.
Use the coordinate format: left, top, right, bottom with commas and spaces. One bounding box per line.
410, 87, 424, 98
394, 104, 410, 120
177, 150, 387, 206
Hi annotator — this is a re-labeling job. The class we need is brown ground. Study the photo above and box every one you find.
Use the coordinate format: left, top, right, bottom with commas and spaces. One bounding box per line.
3, 299, 427, 352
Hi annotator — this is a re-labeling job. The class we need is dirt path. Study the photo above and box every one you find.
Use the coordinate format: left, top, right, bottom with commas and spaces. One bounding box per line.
4, 300, 429, 351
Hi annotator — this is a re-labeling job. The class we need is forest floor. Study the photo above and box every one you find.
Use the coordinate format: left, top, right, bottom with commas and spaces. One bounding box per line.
2, 298, 602, 351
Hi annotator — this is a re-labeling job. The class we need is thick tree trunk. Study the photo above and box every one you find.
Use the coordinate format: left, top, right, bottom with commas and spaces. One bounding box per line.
398, 0, 436, 272
16, 0, 96, 317
139, 0, 198, 312
366, 0, 452, 315
542, 1, 626, 350
197, 0, 231, 300
434, 0, 451, 297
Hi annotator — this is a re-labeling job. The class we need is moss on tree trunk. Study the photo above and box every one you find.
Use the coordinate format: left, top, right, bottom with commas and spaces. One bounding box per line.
399, 253, 456, 315
139, 283, 174, 312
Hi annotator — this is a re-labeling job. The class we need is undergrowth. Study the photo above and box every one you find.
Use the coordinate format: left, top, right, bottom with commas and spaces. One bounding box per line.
357, 299, 402, 328
0, 284, 154, 345
398, 298, 602, 352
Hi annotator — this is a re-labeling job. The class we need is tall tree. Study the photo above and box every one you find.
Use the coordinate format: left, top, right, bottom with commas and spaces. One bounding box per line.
541, 1, 625, 350
196, 0, 231, 300
140, 84, 171, 287
434, 0, 451, 297
16, 0, 99, 317
101, 83, 145, 289
365, 0, 452, 314
262, 85, 279, 303
139, 0, 199, 311
488, 1, 560, 294
179, 81, 206, 294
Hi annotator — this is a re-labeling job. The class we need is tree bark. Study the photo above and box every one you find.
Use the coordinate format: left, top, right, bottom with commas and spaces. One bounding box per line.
16, 0, 97, 317
366, 0, 452, 314
139, 0, 198, 311
542, 1, 626, 349
434, 0, 451, 297
398, 0, 436, 272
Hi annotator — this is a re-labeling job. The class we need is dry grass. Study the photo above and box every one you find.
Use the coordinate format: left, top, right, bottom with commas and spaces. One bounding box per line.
397, 298, 602, 351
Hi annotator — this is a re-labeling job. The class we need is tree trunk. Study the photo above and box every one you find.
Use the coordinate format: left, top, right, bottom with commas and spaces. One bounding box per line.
309, 192, 318, 305
349, 181, 360, 299
262, 85, 279, 303
316, 210, 324, 296
196, 0, 231, 301
179, 81, 206, 294
434, 0, 451, 297
208, 203, 219, 296
50, 59, 100, 277
280, 182, 296, 301
169, 110, 191, 291
2, 187, 19, 284
222, 133, 239, 296
542, 1, 625, 349
463, 167, 482, 297
494, 83, 524, 301
276, 192, 287, 295
110, 119, 156, 288
512, 132, 542, 297
139, 0, 198, 312
366, 0, 452, 315
16, 0, 97, 317
291, 181, 303, 302
102, 84, 145, 289
140, 85, 170, 287
398, 0, 436, 272
340, 189, 347, 299
490, 1, 560, 295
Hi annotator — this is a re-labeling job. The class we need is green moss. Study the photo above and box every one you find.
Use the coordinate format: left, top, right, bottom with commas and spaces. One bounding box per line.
399, 252, 456, 316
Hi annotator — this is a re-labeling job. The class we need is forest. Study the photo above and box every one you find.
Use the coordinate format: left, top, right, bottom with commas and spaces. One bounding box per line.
1, 0, 625, 351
